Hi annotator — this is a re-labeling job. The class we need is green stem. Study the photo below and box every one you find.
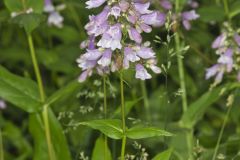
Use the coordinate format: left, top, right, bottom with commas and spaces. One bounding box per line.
27, 35, 45, 101
223, 0, 230, 20
103, 76, 108, 160
140, 81, 151, 122
212, 106, 232, 160
0, 129, 4, 160
174, 0, 192, 159
43, 105, 56, 160
121, 135, 127, 160
175, 33, 188, 113
27, 35, 55, 160
120, 71, 126, 160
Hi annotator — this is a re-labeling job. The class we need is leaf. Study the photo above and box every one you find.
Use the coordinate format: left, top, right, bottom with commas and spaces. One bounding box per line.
198, 6, 225, 22
78, 119, 123, 139
46, 81, 82, 106
229, 1, 240, 18
10, 13, 45, 35
152, 148, 173, 160
112, 98, 142, 118
126, 126, 173, 139
0, 65, 42, 113
180, 83, 240, 128
92, 136, 112, 160
4, 0, 43, 13
29, 109, 72, 160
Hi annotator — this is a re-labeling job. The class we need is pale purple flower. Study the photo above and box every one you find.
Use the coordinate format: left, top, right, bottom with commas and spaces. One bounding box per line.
123, 47, 140, 69
234, 34, 240, 46
128, 27, 142, 43
111, 6, 121, 19
135, 64, 152, 80
119, 1, 129, 12
188, 0, 199, 8
97, 49, 112, 67
134, 2, 152, 14
217, 48, 233, 72
160, 0, 172, 10
48, 12, 64, 28
147, 59, 162, 74
0, 100, 6, 110
181, 10, 199, 30
85, 7, 110, 36
141, 11, 166, 27
97, 24, 122, 50
136, 46, 155, 59
86, 0, 106, 9
78, 0, 164, 81
212, 34, 226, 49
78, 70, 92, 82
44, 0, 64, 28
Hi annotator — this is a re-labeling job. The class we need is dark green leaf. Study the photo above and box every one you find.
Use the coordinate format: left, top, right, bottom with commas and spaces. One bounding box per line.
180, 83, 240, 128
78, 119, 123, 139
4, 0, 43, 13
92, 136, 112, 160
198, 6, 225, 22
29, 109, 72, 160
229, 1, 240, 18
126, 126, 172, 139
0, 65, 42, 113
10, 13, 45, 34
152, 148, 173, 160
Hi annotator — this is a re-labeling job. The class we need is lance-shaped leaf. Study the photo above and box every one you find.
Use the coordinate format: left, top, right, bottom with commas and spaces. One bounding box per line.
78, 119, 123, 139
126, 126, 173, 139
152, 148, 173, 160
0, 65, 42, 113
92, 136, 112, 160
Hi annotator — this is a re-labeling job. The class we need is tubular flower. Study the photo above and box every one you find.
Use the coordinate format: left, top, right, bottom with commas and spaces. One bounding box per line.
206, 26, 240, 83
44, 0, 65, 28
77, 0, 164, 81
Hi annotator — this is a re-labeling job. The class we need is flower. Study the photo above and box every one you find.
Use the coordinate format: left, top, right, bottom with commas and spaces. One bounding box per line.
135, 64, 152, 80
77, 0, 164, 81
181, 10, 200, 30
86, 0, 106, 9
206, 26, 240, 83
0, 100, 6, 110
44, 0, 65, 28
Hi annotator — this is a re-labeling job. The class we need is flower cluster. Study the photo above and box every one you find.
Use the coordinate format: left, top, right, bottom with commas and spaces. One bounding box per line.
44, 0, 65, 28
77, 0, 164, 82
206, 24, 240, 83
158, 0, 199, 30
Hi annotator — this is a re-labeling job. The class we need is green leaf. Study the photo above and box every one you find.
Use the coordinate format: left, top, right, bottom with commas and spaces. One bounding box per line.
78, 119, 123, 139
152, 148, 173, 160
198, 6, 225, 22
29, 109, 72, 160
126, 126, 173, 139
46, 81, 82, 106
0, 65, 42, 113
229, 1, 240, 18
112, 98, 142, 118
10, 13, 45, 35
180, 83, 240, 128
92, 136, 112, 160
4, 0, 43, 13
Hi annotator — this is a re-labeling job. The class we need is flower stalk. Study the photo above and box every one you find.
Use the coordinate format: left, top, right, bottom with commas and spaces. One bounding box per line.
27, 34, 55, 160
174, 0, 193, 159
103, 76, 108, 160
120, 71, 126, 160
0, 129, 4, 160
